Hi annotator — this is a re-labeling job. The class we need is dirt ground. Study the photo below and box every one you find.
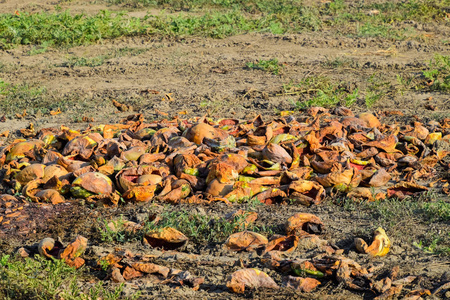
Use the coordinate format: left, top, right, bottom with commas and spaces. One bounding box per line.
0, 0, 450, 299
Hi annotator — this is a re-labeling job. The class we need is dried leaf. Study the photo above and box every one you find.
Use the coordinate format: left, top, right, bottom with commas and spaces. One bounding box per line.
123, 266, 143, 281
286, 213, 325, 236
284, 276, 321, 292
144, 227, 188, 250
225, 231, 268, 251
226, 268, 279, 293
132, 263, 170, 278
263, 235, 298, 254
262, 143, 292, 164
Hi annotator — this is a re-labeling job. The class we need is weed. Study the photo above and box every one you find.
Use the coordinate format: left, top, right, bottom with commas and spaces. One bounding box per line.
62, 56, 107, 68
1, 1, 445, 49
97, 216, 140, 243
247, 197, 265, 209
337, 196, 450, 225
0, 79, 63, 116
0, 255, 77, 299
0, 78, 10, 96
145, 208, 267, 243
27, 41, 51, 55
322, 56, 358, 69
395, 74, 415, 95
59, 47, 148, 68
246, 59, 282, 75
356, 22, 413, 40
283, 76, 359, 109
0, 79, 48, 113
0, 10, 145, 49
62, 280, 140, 300
413, 234, 450, 255
422, 54, 450, 92
364, 73, 390, 108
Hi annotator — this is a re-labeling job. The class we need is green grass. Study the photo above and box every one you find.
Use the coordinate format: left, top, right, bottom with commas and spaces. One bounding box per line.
0, 79, 71, 116
62, 280, 140, 300
423, 54, 450, 92
337, 193, 450, 224
144, 208, 274, 243
413, 234, 450, 255
326, 0, 446, 39
335, 194, 450, 255
321, 56, 359, 69
59, 47, 148, 67
0, 77, 127, 118
0, 254, 139, 300
246, 58, 282, 75
96, 215, 144, 244
355, 22, 414, 40
0, 10, 146, 49
97, 208, 274, 244
1, 1, 447, 49
364, 73, 391, 108
0, 79, 53, 115
0, 255, 77, 300
283, 76, 359, 109
382, 54, 450, 97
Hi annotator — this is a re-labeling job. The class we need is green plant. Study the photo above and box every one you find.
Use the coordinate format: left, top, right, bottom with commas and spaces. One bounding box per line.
0, 78, 10, 95
337, 196, 450, 225
422, 54, 450, 91
364, 73, 390, 108
246, 59, 282, 75
0, 79, 53, 116
322, 55, 358, 69
283, 76, 359, 109
62, 280, 140, 300
395, 73, 415, 95
413, 234, 450, 255
59, 47, 148, 68
356, 22, 413, 40
145, 208, 268, 243
0, 10, 146, 49
97, 216, 138, 243
0, 255, 77, 299
27, 41, 51, 55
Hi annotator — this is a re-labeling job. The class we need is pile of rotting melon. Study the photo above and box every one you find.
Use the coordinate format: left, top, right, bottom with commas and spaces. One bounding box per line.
1, 107, 450, 296
0, 107, 449, 209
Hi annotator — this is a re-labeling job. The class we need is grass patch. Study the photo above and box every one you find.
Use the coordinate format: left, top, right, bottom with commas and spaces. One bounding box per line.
364, 73, 390, 108
145, 208, 273, 243
336, 193, 450, 225
59, 47, 148, 67
383, 54, 450, 95
0, 254, 139, 300
326, 0, 446, 39
2, 1, 447, 49
246, 58, 282, 75
283, 76, 359, 109
0, 10, 145, 49
413, 234, 450, 255
0, 9, 320, 48
0, 79, 52, 115
0, 79, 115, 118
97, 216, 139, 243
0, 255, 77, 299
321, 56, 359, 69
335, 194, 450, 255
422, 54, 450, 92
355, 22, 413, 40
